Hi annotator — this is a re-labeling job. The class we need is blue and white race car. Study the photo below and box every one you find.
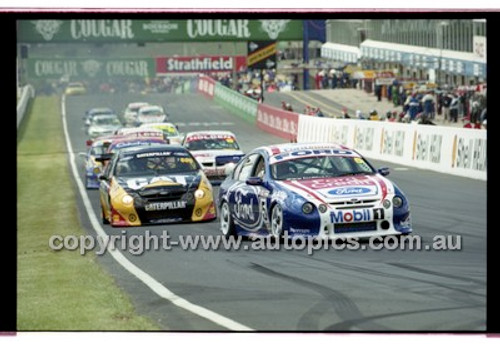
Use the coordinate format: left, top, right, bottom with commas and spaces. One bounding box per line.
218, 143, 412, 239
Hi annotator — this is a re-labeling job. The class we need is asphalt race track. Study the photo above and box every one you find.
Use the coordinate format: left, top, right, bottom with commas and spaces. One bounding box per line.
64, 92, 486, 331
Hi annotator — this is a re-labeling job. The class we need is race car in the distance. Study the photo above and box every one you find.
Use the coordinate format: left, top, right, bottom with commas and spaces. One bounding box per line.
182, 130, 245, 183
84, 107, 116, 127
136, 105, 168, 125
98, 145, 216, 226
65, 82, 87, 95
79, 138, 114, 189
87, 114, 122, 138
140, 122, 184, 144
122, 102, 150, 126
218, 143, 412, 239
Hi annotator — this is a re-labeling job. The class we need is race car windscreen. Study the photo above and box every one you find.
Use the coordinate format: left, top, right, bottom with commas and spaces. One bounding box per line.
92, 116, 121, 126
115, 151, 199, 176
271, 155, 376, 180
184, 137, 240, 151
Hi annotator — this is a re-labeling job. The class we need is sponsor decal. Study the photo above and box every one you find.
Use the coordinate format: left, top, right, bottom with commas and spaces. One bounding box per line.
81, 59, 102, 77
187, 20, 251, 39
142, 20, 179, 34
452, 136, 487, 172
136, 151, 189, 158
298, 176, 375, 190
233, 188, 255, 221
330, 209, 372, 223
145, 201, 187, 211
289, 228, 311, 234
70, 20, 135, 40
381, 130, 405, 157
256, 104, 298, 140
157, 56, 246, 74
328, 187, 373, 196
186, 134, 234, 142
413, 133, 442, 163
353, 127, 374, 151
330, 208, 384, 223
32, 20, 64, 41
259, 20, 290, 40
271, 148, 353, 163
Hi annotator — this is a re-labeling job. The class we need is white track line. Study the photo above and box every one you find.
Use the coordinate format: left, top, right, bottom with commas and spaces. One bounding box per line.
61, 95, 253, 331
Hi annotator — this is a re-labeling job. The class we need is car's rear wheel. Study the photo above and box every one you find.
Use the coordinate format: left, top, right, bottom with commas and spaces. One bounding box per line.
220, 201, 236, 237
271, 204, 284, 238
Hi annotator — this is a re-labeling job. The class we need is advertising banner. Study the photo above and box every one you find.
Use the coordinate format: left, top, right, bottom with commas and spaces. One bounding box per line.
247, 41, 277, 70
156, 56, 246, 74
297, 116, 486, 180
18, 19, 303, 43
26, 58, 155, 79
257, 104, 298, 140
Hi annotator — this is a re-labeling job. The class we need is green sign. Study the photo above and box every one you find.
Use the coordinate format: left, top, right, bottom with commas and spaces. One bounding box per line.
26, 58, 155, 79
18, 20, 303, 43
214, 83, 258, 124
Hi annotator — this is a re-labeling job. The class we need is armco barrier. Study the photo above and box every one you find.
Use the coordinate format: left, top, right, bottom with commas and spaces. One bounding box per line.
214, 82, 258, 124
17, 85, 35, 129
256, 103, 298, 141
297, 115, 486, 181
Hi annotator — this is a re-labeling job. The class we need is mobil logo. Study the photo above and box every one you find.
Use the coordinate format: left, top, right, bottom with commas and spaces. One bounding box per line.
328, 187, 372, 196
330, 209, 371, 223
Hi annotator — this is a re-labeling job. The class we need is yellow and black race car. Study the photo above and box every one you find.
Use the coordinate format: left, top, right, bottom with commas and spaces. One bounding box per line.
98, 145, 216, 227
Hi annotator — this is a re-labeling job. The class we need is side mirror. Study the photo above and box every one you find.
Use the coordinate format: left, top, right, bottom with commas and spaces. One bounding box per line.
78, 152, 88, 159
98, 174, 108, 181
378, 167, 390, 176
246, 177, 263, 186
86, 139, 93, 147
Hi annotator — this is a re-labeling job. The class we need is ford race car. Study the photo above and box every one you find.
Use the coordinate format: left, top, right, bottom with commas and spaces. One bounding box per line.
98, 145, 216, 227
84, 107, 116, 127
218, 143, 412, 239
183, 130, 245, 183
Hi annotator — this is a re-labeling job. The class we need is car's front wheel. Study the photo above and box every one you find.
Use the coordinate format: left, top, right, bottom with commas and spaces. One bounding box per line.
220, 201, 236, 237
101, 206, 109, 225
271, 204, 284, 238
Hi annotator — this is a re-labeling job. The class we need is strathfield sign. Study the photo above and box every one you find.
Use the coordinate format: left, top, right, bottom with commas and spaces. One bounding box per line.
156, 56, 246, 74
18, 19, 303, 42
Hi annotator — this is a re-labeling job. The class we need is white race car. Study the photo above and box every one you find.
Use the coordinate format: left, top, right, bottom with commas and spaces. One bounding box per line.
123, 102, 150, 126
140, 123, 184, 144
182, 130, 245, 183
137, 105, 168, 125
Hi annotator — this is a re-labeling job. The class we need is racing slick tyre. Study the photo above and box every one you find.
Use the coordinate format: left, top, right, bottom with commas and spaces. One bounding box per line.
271, 204, 285, 239
220, 201, 236, 237
101, 207, 109, 225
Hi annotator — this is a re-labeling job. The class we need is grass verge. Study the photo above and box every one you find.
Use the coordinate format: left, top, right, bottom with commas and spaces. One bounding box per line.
17, 95, 160, 330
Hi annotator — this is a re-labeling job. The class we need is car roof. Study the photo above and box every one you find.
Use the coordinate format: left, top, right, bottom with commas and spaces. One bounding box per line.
257, 142, 357, 158
118, 144, 189, 157
185, 130, 236, 137
138, 105, 163, 111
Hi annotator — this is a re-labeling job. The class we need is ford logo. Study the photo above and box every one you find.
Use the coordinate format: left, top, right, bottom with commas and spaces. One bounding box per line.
328, 187, 372, 196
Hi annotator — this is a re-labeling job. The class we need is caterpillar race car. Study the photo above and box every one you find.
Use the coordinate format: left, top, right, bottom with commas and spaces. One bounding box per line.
98, 145, 216, 226
218, 142, 412, 239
